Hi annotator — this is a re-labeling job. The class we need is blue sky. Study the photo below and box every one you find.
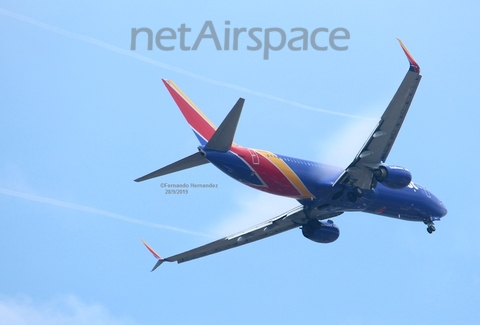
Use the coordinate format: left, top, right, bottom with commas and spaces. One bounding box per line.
1, 1, 479, 324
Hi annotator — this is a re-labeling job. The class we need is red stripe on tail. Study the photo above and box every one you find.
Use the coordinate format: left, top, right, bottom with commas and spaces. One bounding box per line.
141, 239, 163, 260
162, 79, 217, 143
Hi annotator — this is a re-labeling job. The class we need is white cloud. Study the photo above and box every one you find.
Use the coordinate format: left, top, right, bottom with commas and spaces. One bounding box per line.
316, 109, 380, 167
0, 295, 136, 325
210, 191, 297, 237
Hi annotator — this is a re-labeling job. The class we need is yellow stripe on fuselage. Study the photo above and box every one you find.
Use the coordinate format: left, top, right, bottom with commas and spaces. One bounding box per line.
256, 149, 314, 199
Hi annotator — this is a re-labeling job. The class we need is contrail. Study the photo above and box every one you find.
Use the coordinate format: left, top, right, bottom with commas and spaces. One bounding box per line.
0, 188, 212, 238
0, 8, 373, 120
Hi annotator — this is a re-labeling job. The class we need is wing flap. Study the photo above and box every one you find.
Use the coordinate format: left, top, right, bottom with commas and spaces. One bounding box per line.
158, 207, 342, 265
164, 206, 305, 264
371, 71, 421, 164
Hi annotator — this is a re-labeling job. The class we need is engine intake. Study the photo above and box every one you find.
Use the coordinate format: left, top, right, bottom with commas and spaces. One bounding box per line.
374, 165, 412, 189
302, 220, 340, 243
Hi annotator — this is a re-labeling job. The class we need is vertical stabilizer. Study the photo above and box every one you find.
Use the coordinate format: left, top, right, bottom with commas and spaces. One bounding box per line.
204, 98, 244, 151
162, 79, 217, 145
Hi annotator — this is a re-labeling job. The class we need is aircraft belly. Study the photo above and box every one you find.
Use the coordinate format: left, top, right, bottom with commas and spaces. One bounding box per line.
364, 184, 430, 221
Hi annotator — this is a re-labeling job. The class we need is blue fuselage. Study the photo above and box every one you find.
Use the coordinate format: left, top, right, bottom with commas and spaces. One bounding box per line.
202, 146, 447, 224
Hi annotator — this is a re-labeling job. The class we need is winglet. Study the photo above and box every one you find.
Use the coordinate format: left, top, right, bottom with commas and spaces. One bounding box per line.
397, 39, 420, 73
141, 239, 165, 272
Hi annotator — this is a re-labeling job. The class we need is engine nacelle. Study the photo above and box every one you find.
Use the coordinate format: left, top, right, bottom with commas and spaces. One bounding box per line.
374, 165, 412, 189
302, 220, 340, 244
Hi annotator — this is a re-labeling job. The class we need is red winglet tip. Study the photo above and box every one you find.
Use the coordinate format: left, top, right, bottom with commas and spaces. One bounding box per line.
397, 39, 420, 74
141, 239, 163, 260
161, 79, 171, 88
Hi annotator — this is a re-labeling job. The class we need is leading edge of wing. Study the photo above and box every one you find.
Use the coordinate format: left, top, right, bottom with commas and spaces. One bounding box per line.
149, 206, 305, 267
142, 207, 343, 270
333, 40, 422, 189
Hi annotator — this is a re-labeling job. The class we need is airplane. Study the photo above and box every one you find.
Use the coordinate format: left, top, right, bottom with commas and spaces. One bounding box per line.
136, 39, 447, 271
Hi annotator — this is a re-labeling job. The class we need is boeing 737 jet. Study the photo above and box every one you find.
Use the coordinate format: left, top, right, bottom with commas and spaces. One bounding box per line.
137, 40, 447, 271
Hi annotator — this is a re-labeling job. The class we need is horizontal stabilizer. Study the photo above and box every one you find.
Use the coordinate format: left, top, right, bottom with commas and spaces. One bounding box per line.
204, 98, 244, 152
134, 151, 209, 182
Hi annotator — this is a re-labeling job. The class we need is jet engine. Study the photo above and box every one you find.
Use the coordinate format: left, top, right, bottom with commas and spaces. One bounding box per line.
302, 220, 340, 243
374, 165, 412, 189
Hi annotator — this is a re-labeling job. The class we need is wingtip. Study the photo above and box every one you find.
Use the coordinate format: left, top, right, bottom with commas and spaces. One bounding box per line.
151, 259, 165, 272
141, 239, 166, 271
141, 239, 163, 260
397, 39, 420, 74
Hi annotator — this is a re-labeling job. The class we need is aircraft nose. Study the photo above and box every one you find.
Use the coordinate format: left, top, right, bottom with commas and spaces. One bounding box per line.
437, 200, 448, 218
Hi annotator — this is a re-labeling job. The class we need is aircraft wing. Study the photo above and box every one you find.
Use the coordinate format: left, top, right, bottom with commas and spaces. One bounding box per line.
333, 39, 422, 190
142, 206, 342, 271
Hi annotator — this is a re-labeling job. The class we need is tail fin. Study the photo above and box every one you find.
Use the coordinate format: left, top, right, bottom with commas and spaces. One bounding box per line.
162, 79, 217, 145
135, 81, 244, 182
204, 98, 244, 151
